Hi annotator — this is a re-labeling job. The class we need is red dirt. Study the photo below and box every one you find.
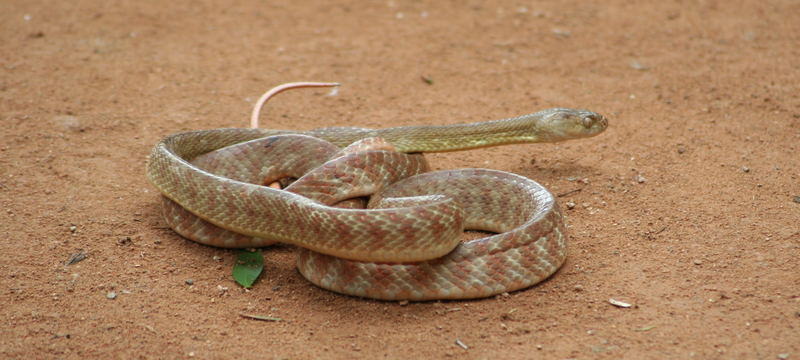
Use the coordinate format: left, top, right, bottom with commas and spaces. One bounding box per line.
2, 0, 798, 358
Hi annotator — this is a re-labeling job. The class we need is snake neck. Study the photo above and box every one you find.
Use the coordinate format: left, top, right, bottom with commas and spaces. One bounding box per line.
379, 116, 547, 152
308, 112, 553, 153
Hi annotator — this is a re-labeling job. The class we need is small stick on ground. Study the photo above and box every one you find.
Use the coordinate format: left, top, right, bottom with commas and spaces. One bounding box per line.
557, 188, 582, 197
454, 339, 469, 350
239, 313, 283, 322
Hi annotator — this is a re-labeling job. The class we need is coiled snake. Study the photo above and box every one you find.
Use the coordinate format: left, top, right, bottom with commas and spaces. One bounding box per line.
146, 94, 607, 300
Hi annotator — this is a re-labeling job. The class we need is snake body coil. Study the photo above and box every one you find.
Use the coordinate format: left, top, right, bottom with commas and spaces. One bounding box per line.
147, 108, 607, 300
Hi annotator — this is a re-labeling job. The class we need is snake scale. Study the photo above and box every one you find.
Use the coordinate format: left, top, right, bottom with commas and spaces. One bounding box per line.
147, 107, 608, 300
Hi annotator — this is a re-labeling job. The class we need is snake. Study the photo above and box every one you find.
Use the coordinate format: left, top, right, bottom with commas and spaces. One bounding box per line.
146, 107, 607, 300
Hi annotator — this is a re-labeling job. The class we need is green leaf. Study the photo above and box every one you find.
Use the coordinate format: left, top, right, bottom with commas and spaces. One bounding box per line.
232, 250, 263, 288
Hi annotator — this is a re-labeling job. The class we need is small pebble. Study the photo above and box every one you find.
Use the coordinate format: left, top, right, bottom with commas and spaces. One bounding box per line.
693, 259, 703, 265
566, 202, 576, 210
635, 175, 647, 183
106, 292, 117, 300
677, 145, 686, 154
185, 279, 194, 285
66, 250, 87, 265
573, 285, 584, 292
52, 115, 83, 132
741, 166, 750, 173
629, 60, 649, 71
212, 255, 222, 261
398, 300, 409, 306
69, 225, 77, 233
793, 196, 800, 204
777, 353, 789, 360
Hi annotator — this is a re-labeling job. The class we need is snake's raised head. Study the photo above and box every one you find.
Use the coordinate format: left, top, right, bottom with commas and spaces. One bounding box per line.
536, 108, 608, 142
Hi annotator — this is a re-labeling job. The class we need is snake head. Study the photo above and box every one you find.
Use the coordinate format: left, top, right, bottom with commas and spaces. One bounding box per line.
538, 108, 608, 142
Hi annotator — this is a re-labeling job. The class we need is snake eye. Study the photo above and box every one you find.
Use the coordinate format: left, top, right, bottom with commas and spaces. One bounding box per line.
581, 116, 595, 128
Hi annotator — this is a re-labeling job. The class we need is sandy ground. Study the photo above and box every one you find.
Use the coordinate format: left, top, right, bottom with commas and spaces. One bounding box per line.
1, 0, 799, 358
